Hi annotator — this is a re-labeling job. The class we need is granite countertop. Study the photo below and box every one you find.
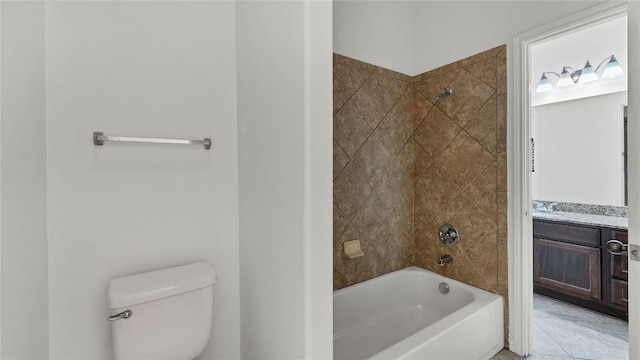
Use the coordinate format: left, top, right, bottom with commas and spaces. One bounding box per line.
533, 210, 628, 230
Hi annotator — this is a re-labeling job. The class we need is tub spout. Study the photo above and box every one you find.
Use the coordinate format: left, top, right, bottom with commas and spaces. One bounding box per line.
437, 255, 453, 267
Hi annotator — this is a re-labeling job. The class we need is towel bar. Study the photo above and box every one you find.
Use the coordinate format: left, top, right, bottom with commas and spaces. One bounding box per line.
93, 132, 211, 150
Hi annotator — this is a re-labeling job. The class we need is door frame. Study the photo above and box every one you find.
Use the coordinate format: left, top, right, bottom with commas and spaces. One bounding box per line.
509, 2, 629, 356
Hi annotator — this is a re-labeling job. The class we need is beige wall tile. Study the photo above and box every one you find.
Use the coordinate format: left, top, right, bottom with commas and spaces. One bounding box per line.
497, 46, 507, 95
414, 106, 462, 158
414, 141, 434, 179
434, 131, 496, 189
421, 61, 459, 80
436, 69, 496, 128
333, 100, 372, 158
463, 57, 497, 90
333, 139, 350, 180
375, 73, 409, 100
377, 89, 413, 156
465, 95, 497, 156
464, 161, 498, 222
413, 89, 433, 129
415, 70, 457, 101
333, 56, 413, 288
352, 75, 396, 128
333, 48, 508, 345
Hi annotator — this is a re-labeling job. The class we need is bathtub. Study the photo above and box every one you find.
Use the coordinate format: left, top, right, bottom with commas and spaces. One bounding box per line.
333, 266, 503, 360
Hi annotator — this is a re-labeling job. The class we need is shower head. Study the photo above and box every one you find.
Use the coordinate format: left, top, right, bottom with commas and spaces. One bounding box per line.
435, 87, 453, 103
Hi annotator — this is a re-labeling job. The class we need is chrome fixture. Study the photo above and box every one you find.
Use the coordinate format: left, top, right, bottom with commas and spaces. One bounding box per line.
533, 201, 557, 212
536, 54, 624, 93
437, 255, 453, 267
439, 224, 459, 247
439, 282, 450, 294
93, 132, 212, 150
606, 239, 627, 255
108, 309, 133, 321
435, 87, 453, 102
606, 240, 640, 262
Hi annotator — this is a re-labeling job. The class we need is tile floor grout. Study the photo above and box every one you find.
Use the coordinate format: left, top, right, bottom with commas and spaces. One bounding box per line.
492, 293, 628, 360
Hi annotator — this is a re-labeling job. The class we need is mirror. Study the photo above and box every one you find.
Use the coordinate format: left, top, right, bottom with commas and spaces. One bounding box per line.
531, 94, 627, 207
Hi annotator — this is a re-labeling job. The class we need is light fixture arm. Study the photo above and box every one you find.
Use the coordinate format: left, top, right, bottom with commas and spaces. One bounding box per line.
593, 54, 616, 73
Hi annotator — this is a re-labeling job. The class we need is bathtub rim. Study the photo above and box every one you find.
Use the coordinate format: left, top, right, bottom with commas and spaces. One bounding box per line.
333, 266, 504, 360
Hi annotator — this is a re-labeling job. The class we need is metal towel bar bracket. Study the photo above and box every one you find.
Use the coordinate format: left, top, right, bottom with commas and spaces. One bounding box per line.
93, 132, 212, 150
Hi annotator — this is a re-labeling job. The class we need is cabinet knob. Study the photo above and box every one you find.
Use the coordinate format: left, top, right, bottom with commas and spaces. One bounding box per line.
607, 239, 628, 255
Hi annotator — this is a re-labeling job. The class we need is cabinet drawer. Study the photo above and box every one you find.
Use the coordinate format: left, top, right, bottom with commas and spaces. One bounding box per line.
611, 231, 628, 281
533, 221, 600, 247
611, 279, 628, 309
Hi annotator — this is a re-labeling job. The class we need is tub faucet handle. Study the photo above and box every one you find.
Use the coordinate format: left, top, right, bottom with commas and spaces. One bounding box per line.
438, 224, 460, 247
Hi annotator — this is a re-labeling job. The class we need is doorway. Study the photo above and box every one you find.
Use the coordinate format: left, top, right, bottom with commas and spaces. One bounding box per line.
510, 1, 634, 357
529, 14, 628, 359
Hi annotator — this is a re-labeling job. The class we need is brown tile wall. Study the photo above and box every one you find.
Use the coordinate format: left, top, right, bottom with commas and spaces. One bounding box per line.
333, 46, 508, 343
412, 45, 508, 343
333, 54, 415, 289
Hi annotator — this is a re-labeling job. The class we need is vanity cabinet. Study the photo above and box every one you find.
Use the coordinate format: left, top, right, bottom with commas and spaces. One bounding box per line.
533, 221, 601, 300
533, 219, 628, 319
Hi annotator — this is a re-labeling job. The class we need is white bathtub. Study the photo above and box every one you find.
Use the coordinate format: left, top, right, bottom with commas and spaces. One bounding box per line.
333, 266, 504, 360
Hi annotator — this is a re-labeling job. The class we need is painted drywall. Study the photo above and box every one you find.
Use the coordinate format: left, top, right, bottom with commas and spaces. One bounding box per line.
333, 1, 605, 75
411, 1, 605, 75
303, 1, 334, 357
333, 1, 414, 75
0, 2, 49, 359
44, 2, 240, 358
237, 1, 333, 358
531, 16, 627, 106
532, 92, 627, 206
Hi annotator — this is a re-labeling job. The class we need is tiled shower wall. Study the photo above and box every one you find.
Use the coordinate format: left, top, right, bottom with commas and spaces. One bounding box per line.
412, 46, 509, 336
333, 46, 508, 334
333, 54, 414, 289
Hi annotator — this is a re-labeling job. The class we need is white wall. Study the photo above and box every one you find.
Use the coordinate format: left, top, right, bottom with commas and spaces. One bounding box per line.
411, 1, 604, 75
304, 1, 334, 357
44, 2, 240, 358
333, 1, 605, 76
236, 1, 333, 358
532, 92, 627, 206
333, 0, 414, 74
0, 2, 49, 359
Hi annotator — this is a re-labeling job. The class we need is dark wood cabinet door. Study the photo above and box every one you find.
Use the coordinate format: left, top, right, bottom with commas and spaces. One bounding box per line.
611, 279, 628, 309
534, 238, 601, 300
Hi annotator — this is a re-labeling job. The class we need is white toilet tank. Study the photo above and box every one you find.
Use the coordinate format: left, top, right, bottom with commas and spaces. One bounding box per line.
108, 262, 216, 360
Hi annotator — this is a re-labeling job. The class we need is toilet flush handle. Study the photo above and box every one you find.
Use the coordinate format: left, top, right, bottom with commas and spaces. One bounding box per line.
108, 309, 132, 321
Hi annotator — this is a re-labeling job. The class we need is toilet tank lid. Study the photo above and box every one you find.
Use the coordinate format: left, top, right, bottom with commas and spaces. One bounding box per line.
108, 262, 216, 309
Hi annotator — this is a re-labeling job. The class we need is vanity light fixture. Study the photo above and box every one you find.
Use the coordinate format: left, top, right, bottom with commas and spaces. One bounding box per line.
535, 54, 624, 93
556, 67, 576, 89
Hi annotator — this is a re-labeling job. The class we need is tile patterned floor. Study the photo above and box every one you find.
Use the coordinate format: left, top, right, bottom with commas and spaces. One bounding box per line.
492, 294, 628, 360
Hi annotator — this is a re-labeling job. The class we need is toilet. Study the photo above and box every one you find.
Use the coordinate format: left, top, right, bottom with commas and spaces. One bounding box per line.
108, 262, 216, 359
